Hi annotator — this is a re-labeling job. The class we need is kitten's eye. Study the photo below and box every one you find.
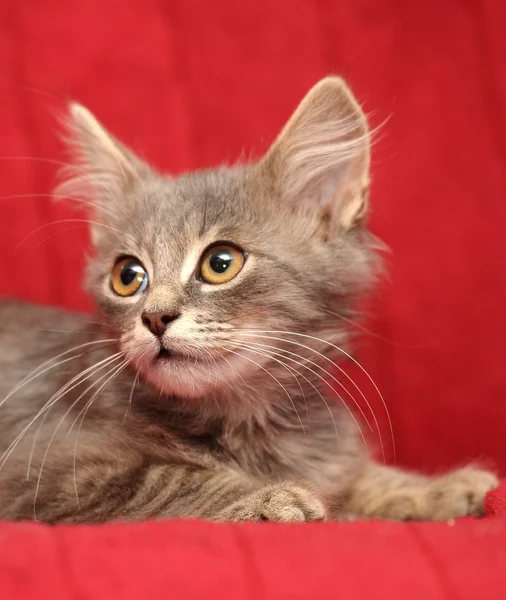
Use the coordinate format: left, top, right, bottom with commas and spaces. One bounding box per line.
111, 257, 148, 297
199, 245, 246, 284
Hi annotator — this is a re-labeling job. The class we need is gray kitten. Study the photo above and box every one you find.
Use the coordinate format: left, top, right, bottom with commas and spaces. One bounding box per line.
0, 77, 497, 523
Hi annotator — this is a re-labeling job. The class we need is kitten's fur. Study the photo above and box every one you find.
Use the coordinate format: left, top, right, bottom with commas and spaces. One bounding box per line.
0, 77, 497, 523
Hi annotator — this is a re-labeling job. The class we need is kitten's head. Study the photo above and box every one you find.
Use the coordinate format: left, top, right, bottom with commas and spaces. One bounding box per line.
58, 77, 378, 401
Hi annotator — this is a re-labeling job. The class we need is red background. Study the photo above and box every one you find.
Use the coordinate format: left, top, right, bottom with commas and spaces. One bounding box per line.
1, 2, 506, 599
0, 0, 505, 477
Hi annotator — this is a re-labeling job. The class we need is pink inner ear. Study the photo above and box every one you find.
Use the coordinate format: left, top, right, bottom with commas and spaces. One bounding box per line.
262, 78, 371, 232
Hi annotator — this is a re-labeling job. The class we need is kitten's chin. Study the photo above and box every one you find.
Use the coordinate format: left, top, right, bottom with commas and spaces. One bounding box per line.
138, 354, 232, 400
127, 340, 269, 400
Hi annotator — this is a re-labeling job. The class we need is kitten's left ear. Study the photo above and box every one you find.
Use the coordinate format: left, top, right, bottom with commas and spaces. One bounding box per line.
56, 104, 152, 243
262, 77, 371, 233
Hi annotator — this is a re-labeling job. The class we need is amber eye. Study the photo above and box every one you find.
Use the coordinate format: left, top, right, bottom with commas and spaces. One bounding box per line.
199, 245, 246, 284
111, 257, 148, 297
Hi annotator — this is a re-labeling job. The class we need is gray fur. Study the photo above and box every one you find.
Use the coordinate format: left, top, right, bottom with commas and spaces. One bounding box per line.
0, 77, 496, 523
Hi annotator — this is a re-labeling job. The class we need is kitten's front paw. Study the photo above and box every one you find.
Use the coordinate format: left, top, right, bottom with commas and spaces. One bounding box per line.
219, 484, 326, 523
427, 467, 498, 520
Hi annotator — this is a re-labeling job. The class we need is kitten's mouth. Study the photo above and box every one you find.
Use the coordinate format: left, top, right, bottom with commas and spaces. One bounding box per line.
157, 348, 174, 360
155, 347, 203, 363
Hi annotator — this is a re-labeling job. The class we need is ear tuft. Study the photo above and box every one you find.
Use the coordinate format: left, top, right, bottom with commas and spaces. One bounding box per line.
55, 103, 151, 245
68, 103, 129, 171
263, 76, 371, 233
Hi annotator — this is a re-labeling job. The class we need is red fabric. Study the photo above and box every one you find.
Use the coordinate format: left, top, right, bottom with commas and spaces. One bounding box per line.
486, 481, 506, 518
0, 1, 505, 598
0, 487, 505, 600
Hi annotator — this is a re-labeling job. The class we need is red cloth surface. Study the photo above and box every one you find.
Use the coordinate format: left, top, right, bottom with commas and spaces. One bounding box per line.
0, 486, 505, 600
0, 1, 505, 598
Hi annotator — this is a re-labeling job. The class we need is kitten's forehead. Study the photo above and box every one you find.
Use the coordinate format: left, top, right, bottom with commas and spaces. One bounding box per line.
130, 167, 261, 255
166, 167, 254, 229
118, 168, 253, 284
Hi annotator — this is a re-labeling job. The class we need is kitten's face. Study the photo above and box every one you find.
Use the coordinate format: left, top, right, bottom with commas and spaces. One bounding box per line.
61, 77, 375, 399
87, 168, 349, 398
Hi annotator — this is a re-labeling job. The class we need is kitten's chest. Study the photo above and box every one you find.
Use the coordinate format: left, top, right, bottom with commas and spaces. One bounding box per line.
216, 419, 364, 493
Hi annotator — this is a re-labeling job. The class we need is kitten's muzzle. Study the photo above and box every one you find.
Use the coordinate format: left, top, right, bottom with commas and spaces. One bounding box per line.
141, 311, 180, 337
157, 348, 174, 360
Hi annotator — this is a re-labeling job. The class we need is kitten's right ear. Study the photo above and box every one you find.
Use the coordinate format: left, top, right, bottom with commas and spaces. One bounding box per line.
55, 103, 151, 245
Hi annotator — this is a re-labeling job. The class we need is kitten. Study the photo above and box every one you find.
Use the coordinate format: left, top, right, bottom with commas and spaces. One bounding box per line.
0, 77, 497, 523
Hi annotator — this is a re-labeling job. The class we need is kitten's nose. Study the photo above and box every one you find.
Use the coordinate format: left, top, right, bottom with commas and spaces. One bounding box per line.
141, 311, 180, 337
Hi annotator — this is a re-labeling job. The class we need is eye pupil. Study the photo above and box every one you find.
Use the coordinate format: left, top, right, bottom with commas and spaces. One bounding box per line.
210, 252, 232, 274
120, 264, 140, 286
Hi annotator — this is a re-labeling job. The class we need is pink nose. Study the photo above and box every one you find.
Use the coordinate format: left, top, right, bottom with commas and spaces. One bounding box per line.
141, 312, 180, 337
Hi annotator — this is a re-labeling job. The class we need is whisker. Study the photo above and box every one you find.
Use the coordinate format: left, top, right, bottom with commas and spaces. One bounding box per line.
32, 225, 92, 251
38, 319, 111, 332
14, 219, 139, 254
234, 337, 372, 433
232, 342, 346, 443
326, 309, 433, 349
208, 355, 223, 414
221, 355, 250, 391
1, 351, 124, 475
69, 358, 133, 511
233, 329, 393, 462
225, 347, 306, 433
0, 338, 118, 411
26, 411, 49, 481
69, 357, 134, 440
123, 368, 140, 424
38, 329, 100, 334
0, 156, 74, 168
25, 349, 121, 479
65, 355, 128, 440
122, 346, 152, 424
230, 342, 309, 420
32, 354, 126, 516
0, 192, 119, 222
